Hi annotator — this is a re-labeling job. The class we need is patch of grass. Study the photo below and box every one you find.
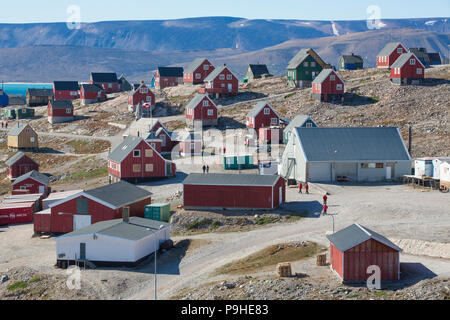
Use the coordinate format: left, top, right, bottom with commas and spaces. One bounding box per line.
29, 276, 41, 284
374, 290, 387, 297
211, 220, 222, 230
7, 281, 28, 291
284, 92, 296, 99
63, 168, 108, 182
370, 96, 380, 102
66, 139, 110, 154
255, 217, 279, 225
187, 218, 213, 230
214, 242, 324, 275
348, 293, 361, 299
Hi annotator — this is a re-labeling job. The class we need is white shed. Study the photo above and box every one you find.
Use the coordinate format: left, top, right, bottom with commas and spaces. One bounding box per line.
439, 160, 450, 189
54, 217, 171, 267
433, 157, 450, 180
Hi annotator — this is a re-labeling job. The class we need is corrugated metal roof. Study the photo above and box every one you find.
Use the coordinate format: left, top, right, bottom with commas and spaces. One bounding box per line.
284, 115, 315, 134
326, 223, 402, 252
204, 65, 234, 82
12, 170, 50, 186
53, 81, 79, 91
0, 202, 35, 209
158, 67, 183, 77
185, 94, 210, 110
108, 136, 143, 163
49, 100, 74, 109
312, 69, 336, 84
44, 189, 83, 201
56, 217, 169, 241
377, 42, 403, 57
5, 152, 35, 167
185, 58, 208, 73
84, 181, 152, 208
340, 54, 363, 64
183, 173, 280, 186
91, 72, 118, 83
391, 52, 424, 69
295, 127, 411, 162
287, 48, 311, 69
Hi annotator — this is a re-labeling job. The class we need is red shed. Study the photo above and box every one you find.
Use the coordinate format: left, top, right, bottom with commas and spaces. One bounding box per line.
185, 94, 219, 127
12, 170, 51, 197
34, 209, 51, 233
5, 152, 39, 181
80, 84, 106, 106
107, 136, 176, 183
128, 83, 155, 112
327, 223, 402, 282
246, 101, 280, 132
183, 173, 286, 210
53, 81, 80, 100
377, 42, 407, 69
0, 202, 36, 225
184, 58, 215, 85
154, 67, 184, 89
48, 100, 74, 124
47, 181, 152, 233
390, 52, 425, 85
90, 72, 121, 93
311, 69, 345, 102
200, 64, 239, 98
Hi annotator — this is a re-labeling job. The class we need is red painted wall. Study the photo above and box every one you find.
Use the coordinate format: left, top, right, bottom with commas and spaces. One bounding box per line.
48, 103, 74, 118
185, 96, 218, 121
7, 156, 39, 180
53, 88, 79, 100
81, 88, 106, 100
184, 59, 215, 84
390, 57, 425, 80
247, 104, 280, 131
12, 177, 50, 196
330, 243, 344, 279
90, 81, 120, 94
206, 68, 239, 95
34, 212, 51, 233
128, 84, 155, 107
312, 71, 345, 98
155, 71, 182, 89
0, 203, 35, 225
377, 44, 407, 68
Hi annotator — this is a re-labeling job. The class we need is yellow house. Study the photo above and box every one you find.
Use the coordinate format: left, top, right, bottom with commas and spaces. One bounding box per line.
7, 123, 39, 150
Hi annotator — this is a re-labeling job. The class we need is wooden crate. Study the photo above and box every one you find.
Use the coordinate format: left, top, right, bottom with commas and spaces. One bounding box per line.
276, 263, 292, 277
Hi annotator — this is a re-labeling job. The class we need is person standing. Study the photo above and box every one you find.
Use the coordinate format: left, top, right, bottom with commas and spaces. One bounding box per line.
202, 165, 206, 174
322, 204, 328, 216
298, 182, 303, 194
206, 165, 210, 174
323, 194, 328, 206
305, 182, 309, 194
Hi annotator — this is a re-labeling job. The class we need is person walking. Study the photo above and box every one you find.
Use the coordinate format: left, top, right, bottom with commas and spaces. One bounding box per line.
298, 182, 303, 194
1, 122, 3, 129
5, 122, 7, 129
323, 194, 328, 206
322, 204, 328, 216
202, 165, 206, 174
206, 165, 210, 174
305, 182, 309, 194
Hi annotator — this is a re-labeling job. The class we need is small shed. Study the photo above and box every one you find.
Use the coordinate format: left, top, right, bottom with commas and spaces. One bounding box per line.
185, 93, 218, 127
327, 223, 402, 282
245, 64, 272, 82
144, 203, 171, 222
12, 170, 51, 196
222, 154, 254, 170
339, 53, 364, 70
54, 217, 171, 267
53, 81, 80, 100
26, 89, 54, 107
154, 67, 184, 89
439, 160, 450, 190
414, 157, 435, 177
390, 52, 425, 85
312, 69, 345, 102
48, 99, 74, 124
119, 75, 133, 92
432, 157, 450, 180
0, 201, 36, 226
5, 151, 39, 180
80, 84, 106, 106
2, 106, 35, 119
7, 123, 39, 150
183, 173, 286, 210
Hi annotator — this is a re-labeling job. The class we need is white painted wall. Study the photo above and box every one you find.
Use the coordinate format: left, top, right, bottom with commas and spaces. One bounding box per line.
440, 162, 450, 183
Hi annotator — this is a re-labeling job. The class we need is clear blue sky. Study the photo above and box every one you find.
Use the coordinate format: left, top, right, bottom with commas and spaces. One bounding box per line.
1, 0, 449, 23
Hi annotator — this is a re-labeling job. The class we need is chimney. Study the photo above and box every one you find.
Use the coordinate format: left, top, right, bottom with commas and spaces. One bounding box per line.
408, 124, 412, 154
123, 207, 130, 223
141, 80, 145, 84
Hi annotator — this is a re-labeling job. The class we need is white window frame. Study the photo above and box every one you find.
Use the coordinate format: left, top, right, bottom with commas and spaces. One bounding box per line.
410, 59, 416, 65
203, 100, 209, 107
145, 164, 154, 172
306, 123, 313, 128
304, 62, 309, 67
311, 62, 316, 67
416, 68, 422, 75
264, 108, 270, 115
207, 109, 214, 116
219, 74, 225, 80
133, 150, 141, 158
145, 149, 153, 157
203, 65, 209, 71
133, 164, 141, 173
146, 96, 152, 102
397, 48, 403, 54
330, 75, 335, 81
336, 84, 343, 91
140, 88, 148, 94
226, 74, 232, 80
195, 73, 201, 79
270, 118, 278, 125
66, 108, 71, 114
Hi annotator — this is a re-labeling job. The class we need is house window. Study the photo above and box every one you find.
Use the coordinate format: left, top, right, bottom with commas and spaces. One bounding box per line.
221, 83, 225, 88
140, 88, 148, 94
416, 68, 422, 75
397, 48, 403, 54
336, 84, 343, 90
204, 65, 209, 71
76, 198, 89, 214
219, 74, 225, 80
133, 150, 140, 157
226, 74, 232, 80
22, 109, 26, 114
305, 71, 309, 75
410, 59, 416, 65
145, 164, 154, 172
361, 163, 384, 169
306, 123, 313, 128
20, 186, 26, 190
271, 118, 278, 125
150, 143, 155, 148
108, 83, 112, 88
311, 62, 316, 67
195, 73, 201, 79
66, 108, 71, 114
264, 108, 270, 115
145, 149, 153, 157
133, 164, 141, 172
190, 143, 195, 150
330, 75, 335, 81
146, 96, 152, 102
70, 91, 77, 96
304, 62, 309, 67
30, 137, 35, 143
203, 100, 209, 107
207, 109, 214, 116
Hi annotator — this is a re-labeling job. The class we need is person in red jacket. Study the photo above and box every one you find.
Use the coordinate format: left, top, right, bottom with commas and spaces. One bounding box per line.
305, 182, 309, 194
323, 194, 328, 205
322, 204, 328, 216
298, 182, 303, 194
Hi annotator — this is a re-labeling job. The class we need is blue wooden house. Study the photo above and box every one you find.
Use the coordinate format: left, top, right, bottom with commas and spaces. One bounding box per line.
0, 89, 8, 107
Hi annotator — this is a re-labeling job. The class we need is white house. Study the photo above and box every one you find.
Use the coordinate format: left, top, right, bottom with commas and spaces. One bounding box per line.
432, 157, 450, 180
54, 216, 171, 268
439, 160, 450, 190
281, 127, 412, 183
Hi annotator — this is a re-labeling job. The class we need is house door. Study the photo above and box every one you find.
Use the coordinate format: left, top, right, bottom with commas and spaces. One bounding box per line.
312, 72, 317, 79
166, 163, 172, 176
73, 215, 92, 231
228, 84, 233, 92
80, 243, 86, 260
386, 166, 392, 180
39, 186, 45, 194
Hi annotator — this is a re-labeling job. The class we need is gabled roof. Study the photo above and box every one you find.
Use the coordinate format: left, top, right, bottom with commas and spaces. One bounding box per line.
327, 223, 402, 252
294, 127, 411, 162
84, 181, 152, 208
55, 217, 170, 242
91, 72, 118, 83
284, 115, 317, 133
157, 67, 183, 77
108, 135, 144, 163
185, 58, 209, 73
377, 42, 405, 57
49, 100, 74, 109
391, 52, 425, 69
185, 94, 217, 110
340, 54, 363, 64
80, 84, 104, 93
409, 48, 430, 65
248, 64, 270, 76
287, 48, 311, 69
27, 89, 54, 97
53, 81, 79, 91
246, 101, 279, 118
12, 170, 50, 187
5, 151, 38, 167
125, 118, 165, 138
8, 123, 34, 136
183, 173, 281, 187
204, 65, 236, 82
0, 89, 6, 96
312, 69, 343, 84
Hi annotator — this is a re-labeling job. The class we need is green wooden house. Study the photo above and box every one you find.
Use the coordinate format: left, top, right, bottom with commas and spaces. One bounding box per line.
286, 48, 330, 88
3, 106, 35, 119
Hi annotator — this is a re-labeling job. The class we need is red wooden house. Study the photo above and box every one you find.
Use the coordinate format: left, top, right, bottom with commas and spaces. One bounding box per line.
199, 64, 239, 98
128, 83, 155, 112
185, 94, 219, 127
5, 152, 39, 181
174, 131, 202, 157
12, 170, 51, 196
45, 181, 152, 233
183, 173, 286, 210
147, 127, 179, 155
246, 101, 280, 132
311, 69, 345, 102
377, 42, 407, 69
48, 100, 74, 124
80, 84, 106, 106
327, 223, 402, 282
108, 136, 176, 183
53, 81, 80, 100
184, 58, 215, 85
390, 52, 425, 85
154, 67, 184, 89
90, 72, 121, 93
